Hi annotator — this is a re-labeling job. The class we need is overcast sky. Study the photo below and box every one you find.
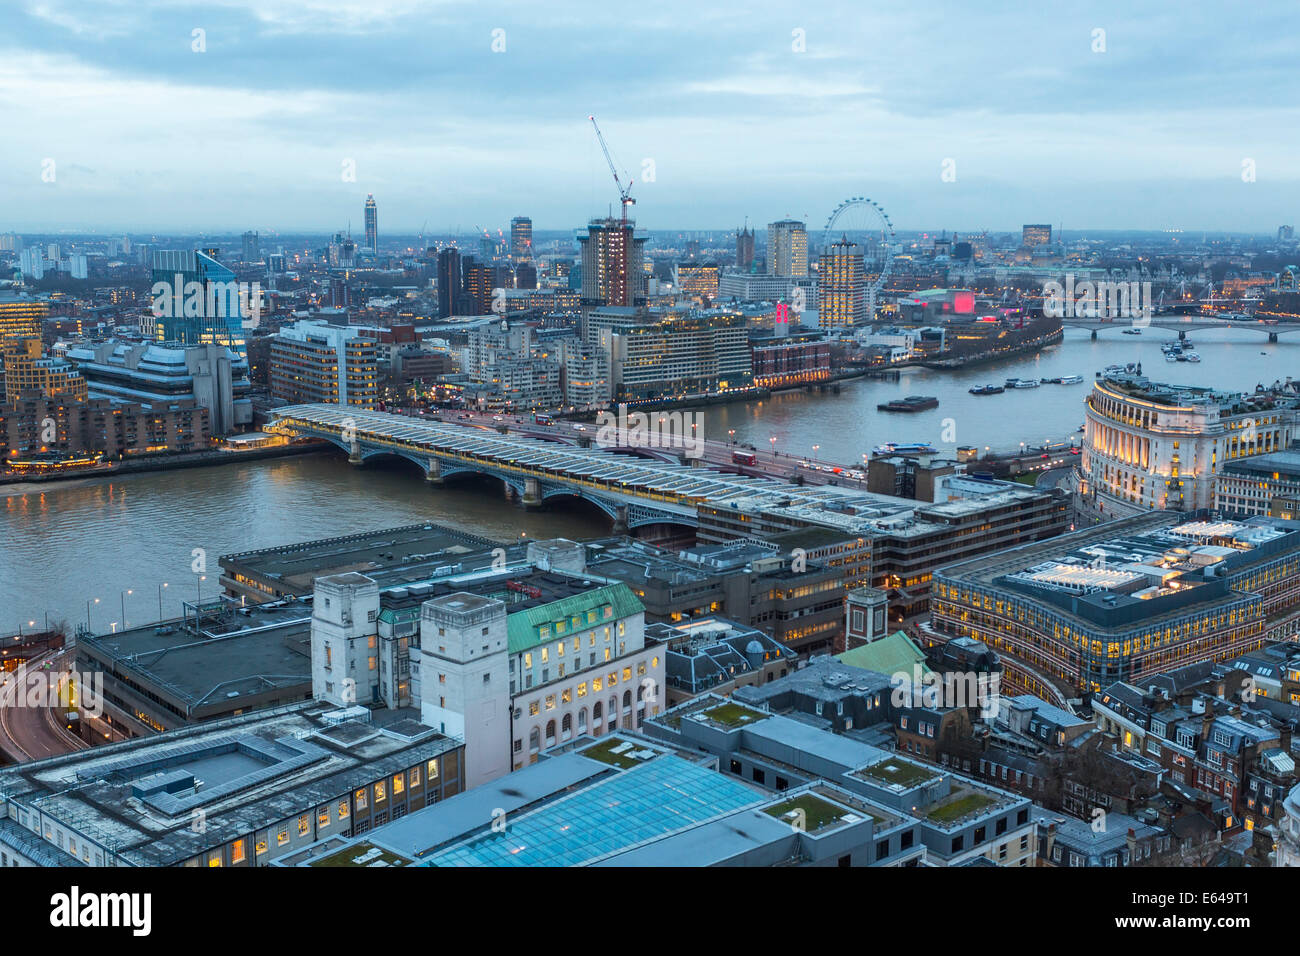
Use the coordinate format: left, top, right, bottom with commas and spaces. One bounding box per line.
3, 0, 1298, 235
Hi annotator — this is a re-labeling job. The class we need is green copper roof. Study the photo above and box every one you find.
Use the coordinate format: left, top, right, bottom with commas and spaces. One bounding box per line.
836, 631, 930, 678
507, 583, 644, 655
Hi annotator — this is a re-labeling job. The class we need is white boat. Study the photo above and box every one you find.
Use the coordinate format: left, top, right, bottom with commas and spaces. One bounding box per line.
1058, 374, 1084, 384
1004, 378, 1040, 389
1185, 351, 1201, 362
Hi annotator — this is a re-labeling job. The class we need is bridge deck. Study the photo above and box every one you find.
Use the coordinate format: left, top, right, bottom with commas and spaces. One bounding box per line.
271, 404, 906, 520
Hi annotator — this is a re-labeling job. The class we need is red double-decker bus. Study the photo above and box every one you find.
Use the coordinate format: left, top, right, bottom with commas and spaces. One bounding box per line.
732, 450, 757, 466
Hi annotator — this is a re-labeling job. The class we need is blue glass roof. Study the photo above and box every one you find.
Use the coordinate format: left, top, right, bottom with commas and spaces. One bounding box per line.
421, 755, 762, 867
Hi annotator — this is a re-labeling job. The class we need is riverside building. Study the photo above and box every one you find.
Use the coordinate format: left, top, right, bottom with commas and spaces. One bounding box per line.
930, 511, 1300, 698
1080, 374, 1300, 519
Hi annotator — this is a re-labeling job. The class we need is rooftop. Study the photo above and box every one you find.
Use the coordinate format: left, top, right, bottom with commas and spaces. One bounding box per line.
219, 522, 501, 595
0, 701, 458, 867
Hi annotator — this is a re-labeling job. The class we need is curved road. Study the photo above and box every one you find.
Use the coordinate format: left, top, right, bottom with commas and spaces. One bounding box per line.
0, 649, 87, 763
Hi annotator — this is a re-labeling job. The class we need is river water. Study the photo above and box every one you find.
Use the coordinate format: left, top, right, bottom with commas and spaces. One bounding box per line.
2, 327, 1297, 634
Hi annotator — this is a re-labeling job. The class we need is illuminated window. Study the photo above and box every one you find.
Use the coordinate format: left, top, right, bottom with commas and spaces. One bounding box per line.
577, 682, 588, 697
298, 814, 310, 836
338, 801, 350, 820
355, 788, 367, 810
277, 828, 290, 846
427, 758, 440, 780
318, 808, 331, 828
393, 773, 405, 795
374, 781, 386, 802
410, 766, 420, 787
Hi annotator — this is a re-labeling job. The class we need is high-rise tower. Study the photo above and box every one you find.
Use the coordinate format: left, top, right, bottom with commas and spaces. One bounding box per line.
364, 194, 378, 254
577, 217, 647, 340
436, 248, 463, 318
818, 237, 866, 329
736, 224, 755, 271
767, 220, 808, 276
510, 216, 533, 261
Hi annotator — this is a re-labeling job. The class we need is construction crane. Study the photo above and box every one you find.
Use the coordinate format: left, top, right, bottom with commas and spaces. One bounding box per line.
589, 115, 635, 221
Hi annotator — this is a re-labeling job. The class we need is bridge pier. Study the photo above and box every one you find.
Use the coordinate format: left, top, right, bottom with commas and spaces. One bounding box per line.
1270, 332, 1279, 343
522, 477, 542, 509
425, 459, 443, 485
348, 441, 363, 465
1178, 330, 1187, 342
1091, 330, 1097, 340
612, 505, 628, 535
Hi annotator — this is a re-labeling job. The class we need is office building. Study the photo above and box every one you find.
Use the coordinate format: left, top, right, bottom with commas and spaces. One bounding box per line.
717, 272, 817, 306
767, 220, 808, 277
931, 511, 1300, 698
1080, 374, 1300, 519
644, 697, 1037, 866
750, 335, 831, 388
601, 308, 752, 401
1, 338, 87, 403
65, 340, 252, 435
75, 600, 314, 735
364, 195, 378, 254
436, 247, 463, 318
273, 734, 925, 868
460, 257, 496, 315
818, 238, 868, 328
699, 476, 1069, 621
584, 537, 844, 654
310, 564, 666, 787
241, 231, 260, 263
150, 249, 248, 357
1021, 224, 1052, 248
269, 319, 382, 409
1216, 448, 1300, 518
0, 701, 464, 866
510, 216, 532, 261
673, 262, 721, 300
578, 217, 647, 338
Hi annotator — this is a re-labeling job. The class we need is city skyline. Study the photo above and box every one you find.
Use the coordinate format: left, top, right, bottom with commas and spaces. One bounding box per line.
4, 0, 1300, 233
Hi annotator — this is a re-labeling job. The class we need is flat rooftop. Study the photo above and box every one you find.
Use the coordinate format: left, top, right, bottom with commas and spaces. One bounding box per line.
0, 702, 458, 867
219, 522, 502, 595
78, 602, 312, 713
936, 510, 1300, 629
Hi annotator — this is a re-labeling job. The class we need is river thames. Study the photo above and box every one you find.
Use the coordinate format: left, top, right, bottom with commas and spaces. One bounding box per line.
3, 327, 1298, 634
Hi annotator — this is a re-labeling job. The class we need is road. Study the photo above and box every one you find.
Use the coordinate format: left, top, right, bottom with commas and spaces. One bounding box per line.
0, 648, 88, 763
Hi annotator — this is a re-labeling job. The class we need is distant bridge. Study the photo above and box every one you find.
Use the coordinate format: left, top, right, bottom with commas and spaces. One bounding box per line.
1061, 314, 1300, 341
269, 404, 874, 531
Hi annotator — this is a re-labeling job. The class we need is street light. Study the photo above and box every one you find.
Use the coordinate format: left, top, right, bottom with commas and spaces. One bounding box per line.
86, 597, 100, 631
812, 444, 820, 463
158, 582, 168, 621
728, 429, 735, 445
770, 436, 777, 457
120, 589, 133, 630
